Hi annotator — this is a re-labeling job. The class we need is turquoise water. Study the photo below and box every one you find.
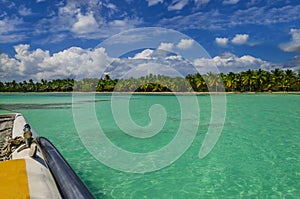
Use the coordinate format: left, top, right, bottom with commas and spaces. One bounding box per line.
0, 93, 299, 198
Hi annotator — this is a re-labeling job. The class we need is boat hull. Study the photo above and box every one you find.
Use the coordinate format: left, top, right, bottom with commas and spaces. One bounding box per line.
0, 113, 94, 199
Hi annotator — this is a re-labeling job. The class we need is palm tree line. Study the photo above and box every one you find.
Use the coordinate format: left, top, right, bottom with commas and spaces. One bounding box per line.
1, 69, 300, 92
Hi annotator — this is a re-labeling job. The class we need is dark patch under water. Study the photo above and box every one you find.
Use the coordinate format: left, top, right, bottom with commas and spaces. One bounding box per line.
0, 103, 73, 110
0, 99, 113, 111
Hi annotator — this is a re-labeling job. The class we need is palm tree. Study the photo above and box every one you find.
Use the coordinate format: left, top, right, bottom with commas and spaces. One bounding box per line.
256, 69, 269, 91
241, 70, 257, 92
223, 72, 237, 92
27, 79, 36, 92
194, 74, 207, 92
284, 69, 296, 91
241, 71, 250, 91
271, 68, 284, 91
295, 71, 300, 91
0, 81, 4, 92
206, 72, 222, 92
2, 68, 300, 93
104, 74, 111, 81
60, 78, 74, 92
40, 79, 51, 92
186, 74, 197, 91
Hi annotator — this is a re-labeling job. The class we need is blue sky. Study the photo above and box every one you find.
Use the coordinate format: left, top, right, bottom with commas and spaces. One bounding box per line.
1, 0, 300, 81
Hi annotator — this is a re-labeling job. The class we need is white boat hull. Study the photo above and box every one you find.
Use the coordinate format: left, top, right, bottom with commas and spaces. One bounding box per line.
0, 113, 94, 199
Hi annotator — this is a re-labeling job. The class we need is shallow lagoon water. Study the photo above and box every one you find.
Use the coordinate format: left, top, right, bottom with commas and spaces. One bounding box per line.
0, 93, 299, 198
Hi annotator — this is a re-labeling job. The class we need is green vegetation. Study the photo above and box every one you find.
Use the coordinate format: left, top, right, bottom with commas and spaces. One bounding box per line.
1, 69, 300, 92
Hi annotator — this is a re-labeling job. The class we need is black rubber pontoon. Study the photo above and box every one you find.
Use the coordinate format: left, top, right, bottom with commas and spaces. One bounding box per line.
37, 137, 95, 199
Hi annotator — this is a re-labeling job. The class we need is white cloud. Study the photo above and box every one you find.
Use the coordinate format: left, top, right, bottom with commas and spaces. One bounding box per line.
110, 53, 196, 79
230, 5, 300, 25
34, 3, 77, 38
292, 55, 300, 62
106, 3, 117, 10
109, 20, 127, 27
0, 45, 112, 81
279, 28, 300, 52
168, 0, 189, 11
0, 17, 26, 43
120, 62, 181, 79
223, 0, 239, 5
147, 0, 164, 6
14, 44, 50, 74
193, 53, 273, 73
215, 37, 229, 47
130, 48, 184, 62
158, 42, 174, 51
35, 2, 141, 41
166, 55, 183, 60
71, 12, 99, 35
0, 53, 20, 80
194, 0, 210, 5
38, 47, 110, 80
0, 17, 21, 32
160, 4, 300, 31
131, 49, 154, 59
194, 0, 210, 8
289, 28, 300, 40
18, 5, 32, 16
177, 39, 194, 49
231, 34, 249, 45
1, 45, 286, 82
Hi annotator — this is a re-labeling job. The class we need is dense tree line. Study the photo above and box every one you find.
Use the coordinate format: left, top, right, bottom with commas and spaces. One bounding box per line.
1, 69, 300, 92
0, 78, 74, 92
